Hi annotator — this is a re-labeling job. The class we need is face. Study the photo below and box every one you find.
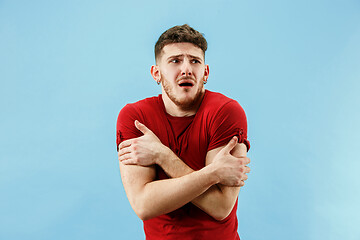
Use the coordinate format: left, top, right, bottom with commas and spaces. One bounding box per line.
151, 42, 209, 111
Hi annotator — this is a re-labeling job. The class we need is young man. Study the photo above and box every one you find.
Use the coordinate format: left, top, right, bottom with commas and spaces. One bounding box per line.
116, 24, 251, 240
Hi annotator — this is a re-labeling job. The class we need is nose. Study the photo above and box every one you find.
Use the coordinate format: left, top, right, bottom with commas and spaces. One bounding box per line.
181, 61, 192, 76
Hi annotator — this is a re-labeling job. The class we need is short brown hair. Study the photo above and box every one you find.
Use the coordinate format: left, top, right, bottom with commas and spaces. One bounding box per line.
154, 24, 208, 62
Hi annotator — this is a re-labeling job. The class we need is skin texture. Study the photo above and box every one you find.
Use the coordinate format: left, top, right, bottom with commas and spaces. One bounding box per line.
119, 121, 250, 220
150, 42, 209, 116
118, 42, 251, 221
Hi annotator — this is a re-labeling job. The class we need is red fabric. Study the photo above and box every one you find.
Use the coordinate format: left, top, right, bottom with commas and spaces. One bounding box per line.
116, 90, 249, 240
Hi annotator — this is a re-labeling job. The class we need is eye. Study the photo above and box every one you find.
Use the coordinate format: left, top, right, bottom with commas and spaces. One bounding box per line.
191, 59, 201, 64
170, 59, 179, 63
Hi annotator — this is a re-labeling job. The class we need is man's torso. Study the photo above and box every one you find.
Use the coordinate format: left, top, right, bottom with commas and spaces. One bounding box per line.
116, 90, 248, 240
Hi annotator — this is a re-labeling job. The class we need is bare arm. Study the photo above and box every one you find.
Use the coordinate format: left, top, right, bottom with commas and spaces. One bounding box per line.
119, 121, 250, 221
156, 141, 248, 220
119, 161, 220, 221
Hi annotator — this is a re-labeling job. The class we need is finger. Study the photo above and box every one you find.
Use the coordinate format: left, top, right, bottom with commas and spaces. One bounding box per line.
118, 152, 133, 162
244, 166, 251, 174
118, 146, 132, 157
241, 157, 250, 165
135, 120, 154, 135
223, 136, 238, 153
119, 139, 132, 150
236, 180, 245, 187
120, 159, 137, 165
242, 174, 248, 181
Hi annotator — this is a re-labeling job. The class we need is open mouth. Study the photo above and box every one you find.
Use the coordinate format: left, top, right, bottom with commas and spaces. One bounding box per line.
179, 82, 193, 87
178, 80, 194, 88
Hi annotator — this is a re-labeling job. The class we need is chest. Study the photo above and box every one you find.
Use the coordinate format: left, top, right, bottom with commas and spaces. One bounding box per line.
154, 114, 210, 171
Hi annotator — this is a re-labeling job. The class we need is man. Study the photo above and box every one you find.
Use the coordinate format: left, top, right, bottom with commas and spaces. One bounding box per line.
116, 24, 250, 240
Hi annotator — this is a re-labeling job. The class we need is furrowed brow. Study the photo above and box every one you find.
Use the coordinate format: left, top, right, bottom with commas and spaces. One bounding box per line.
167, 54, 203, 61
167, 54, 184, 61
188, 54, 202, 60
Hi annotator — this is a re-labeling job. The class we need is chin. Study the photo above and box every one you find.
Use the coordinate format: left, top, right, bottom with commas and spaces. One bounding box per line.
177, 90, 205, 109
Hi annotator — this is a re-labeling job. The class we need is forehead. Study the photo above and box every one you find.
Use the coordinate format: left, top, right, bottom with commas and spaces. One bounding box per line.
161, 42, 204, 60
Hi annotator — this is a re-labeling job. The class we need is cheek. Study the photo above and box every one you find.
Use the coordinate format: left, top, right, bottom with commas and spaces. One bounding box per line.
195, 65, 205, 73
195, 68, 206, 79
161, 68, 178, 79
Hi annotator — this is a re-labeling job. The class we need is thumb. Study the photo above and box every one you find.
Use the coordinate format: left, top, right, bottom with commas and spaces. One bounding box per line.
134, 120, 152, 135
222, 136, 238, 153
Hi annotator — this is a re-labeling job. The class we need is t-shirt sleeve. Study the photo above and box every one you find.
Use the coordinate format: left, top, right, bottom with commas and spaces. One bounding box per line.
116, 104, 142, 151
208, 100, 250, 152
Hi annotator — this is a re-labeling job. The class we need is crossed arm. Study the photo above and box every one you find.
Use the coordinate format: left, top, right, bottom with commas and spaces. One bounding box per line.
118, 120, 250, 221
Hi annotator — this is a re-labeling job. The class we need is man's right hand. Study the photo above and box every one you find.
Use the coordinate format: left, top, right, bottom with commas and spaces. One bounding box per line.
211, 136, 250, 187
118, 120, 169, 166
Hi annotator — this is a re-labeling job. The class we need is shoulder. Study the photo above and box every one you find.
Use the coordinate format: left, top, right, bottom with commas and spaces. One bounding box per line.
116, 95, 163, 147
202, 91, 249, 151
201, 90, 245, 115
118, 95, 161, 119
117, 95, 164, 133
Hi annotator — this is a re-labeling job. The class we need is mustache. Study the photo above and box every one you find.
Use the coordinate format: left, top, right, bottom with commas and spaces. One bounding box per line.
177, 76, 196, 81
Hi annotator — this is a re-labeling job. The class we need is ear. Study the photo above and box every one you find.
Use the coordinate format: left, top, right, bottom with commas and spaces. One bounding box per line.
204, 64, 209, 81
151, 65, 161, 83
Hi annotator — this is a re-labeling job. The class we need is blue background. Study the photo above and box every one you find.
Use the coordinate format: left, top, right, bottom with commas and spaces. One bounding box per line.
1, 0, 359, 239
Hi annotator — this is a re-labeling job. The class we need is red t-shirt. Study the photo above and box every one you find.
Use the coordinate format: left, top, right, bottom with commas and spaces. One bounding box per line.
116, 90, 250, 240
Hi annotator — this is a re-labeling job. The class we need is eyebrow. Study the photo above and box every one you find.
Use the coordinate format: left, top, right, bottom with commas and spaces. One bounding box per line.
167, 54, 203, 61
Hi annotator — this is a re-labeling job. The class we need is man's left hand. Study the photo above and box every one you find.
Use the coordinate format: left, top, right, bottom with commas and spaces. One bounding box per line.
118, 120, 168, 166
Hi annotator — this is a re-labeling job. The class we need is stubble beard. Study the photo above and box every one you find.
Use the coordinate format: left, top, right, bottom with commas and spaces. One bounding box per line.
161, 75, 205, 111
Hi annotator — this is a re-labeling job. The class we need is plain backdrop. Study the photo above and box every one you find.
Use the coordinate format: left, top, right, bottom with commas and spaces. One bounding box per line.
1, 0, 359, 239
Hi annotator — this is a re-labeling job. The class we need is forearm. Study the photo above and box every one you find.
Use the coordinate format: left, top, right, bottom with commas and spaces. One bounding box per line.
192, 184, 240, 220
121, 163, 219, 221
118, 122, 249, 221
157, 148, 238, 220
